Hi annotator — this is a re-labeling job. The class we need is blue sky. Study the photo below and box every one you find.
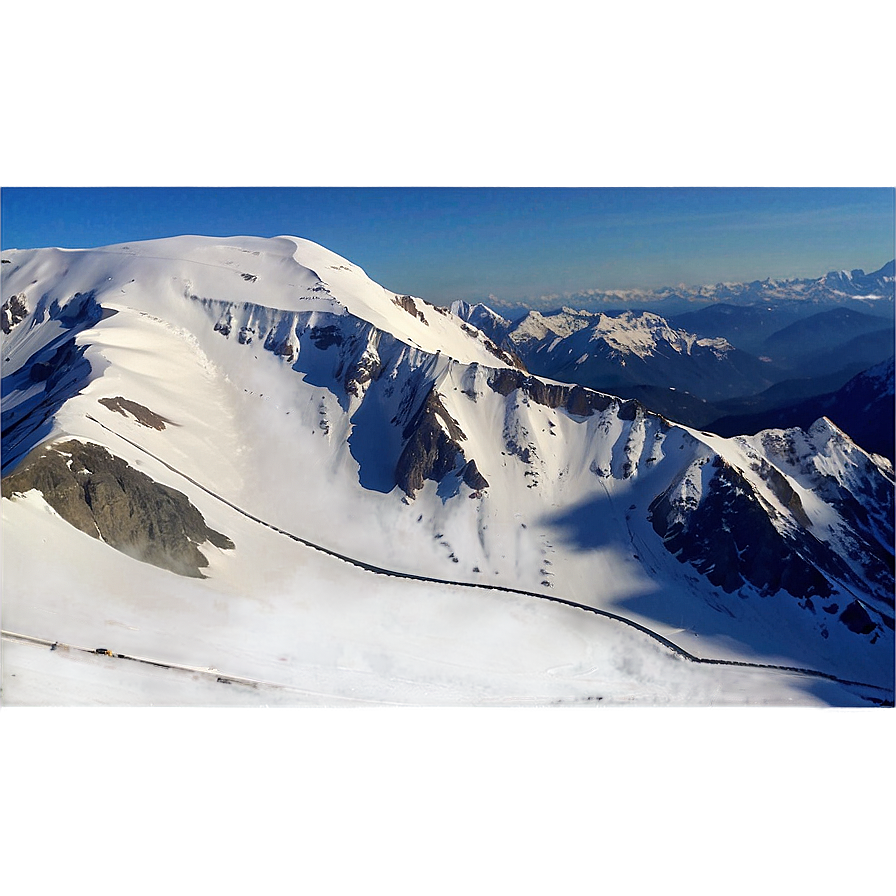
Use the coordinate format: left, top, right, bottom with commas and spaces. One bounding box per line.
2, 5, 895, 312
2, 187, 893, 304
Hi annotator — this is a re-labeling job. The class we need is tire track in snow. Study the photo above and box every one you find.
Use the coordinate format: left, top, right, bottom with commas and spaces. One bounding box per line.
83, 415, 892, 697
0, 629, 409, 705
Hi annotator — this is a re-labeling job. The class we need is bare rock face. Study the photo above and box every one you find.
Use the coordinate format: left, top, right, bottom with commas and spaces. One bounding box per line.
486, 368, 613, 416
1, 440, 234, 577
649, 457, 832, 599
395, 389, 487, 497
461, 459, 489, 491
839, 600, 877, 635
393, 294, 428, 325
1, 293, 28, 334
98, 397, 173, 430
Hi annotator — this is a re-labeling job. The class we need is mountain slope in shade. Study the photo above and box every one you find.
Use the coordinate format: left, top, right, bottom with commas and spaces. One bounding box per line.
2, 237, 893, 705
710, 357, 895, 460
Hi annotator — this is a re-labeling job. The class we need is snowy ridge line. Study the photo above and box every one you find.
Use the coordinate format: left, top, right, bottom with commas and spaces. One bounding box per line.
82, 416, 892, 696
0, 629, 409, 705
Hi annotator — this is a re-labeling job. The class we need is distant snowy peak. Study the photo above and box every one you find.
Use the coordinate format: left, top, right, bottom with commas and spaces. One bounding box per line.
518, 259, 896, 312
583, 311, 732, 359
447, 300, 512, 345
508, 308, 593, 343
818, 261, 895, 298
451, 300, 769, 403
502, 307, 734, 360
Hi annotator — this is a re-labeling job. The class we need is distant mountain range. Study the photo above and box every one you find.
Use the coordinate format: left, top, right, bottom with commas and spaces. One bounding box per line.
517, 259, 895, 315
712, 357, 895, 459
453, 274, 895, 459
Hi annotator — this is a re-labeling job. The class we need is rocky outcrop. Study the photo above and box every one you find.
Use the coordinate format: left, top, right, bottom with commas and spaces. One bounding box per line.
393, 294, 428, 325
487, 368, 614, 416
839, 600, 877, 635
1, 293, 28, 334
749, 456, 812, 529
649, 456, 832, 599
461, 459, 489, 491
1, 440, 233, 577
309, 325, 343, 349
395, 389, 487, 497
98, 397, 173, 431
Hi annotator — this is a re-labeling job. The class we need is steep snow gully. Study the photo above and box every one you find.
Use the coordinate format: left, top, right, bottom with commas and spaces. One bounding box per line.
71, 413, 889, 699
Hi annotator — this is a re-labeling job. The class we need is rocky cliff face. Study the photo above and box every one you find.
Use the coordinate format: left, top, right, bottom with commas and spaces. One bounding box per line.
1, 293, 28, 334
649, 456, 832, 599
1, 440, 233, 577
395, 388, 485, 497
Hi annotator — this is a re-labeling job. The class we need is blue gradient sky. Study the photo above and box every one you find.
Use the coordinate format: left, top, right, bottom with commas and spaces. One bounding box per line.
2, 187, 893, 304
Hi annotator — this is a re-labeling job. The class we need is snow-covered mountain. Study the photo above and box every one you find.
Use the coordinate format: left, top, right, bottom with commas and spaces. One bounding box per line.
452, 303, 778, 402
2, 236, 893, 705
528, 259, 896, 314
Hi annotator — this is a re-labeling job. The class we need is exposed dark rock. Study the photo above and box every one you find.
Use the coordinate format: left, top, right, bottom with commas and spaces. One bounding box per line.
29, 340, 83, 384
393, 294, 428, 324
1, 440, 234, 577
309, 325, 343, 349
751, 458, 812, 529
395, 389, 471, 496
1, 293, 28, 334
264, 327, 298, 363
213, 312, 233, 337
649, 456, 832, 598
839, 600, 877, 635
343, 350, 383, 397
484, 340, 525, 370
98, 397, 173, 431
461, 459, 489, 491
487, 368, 614, 417
617, 399, 642, 421
568, 385, 613, 417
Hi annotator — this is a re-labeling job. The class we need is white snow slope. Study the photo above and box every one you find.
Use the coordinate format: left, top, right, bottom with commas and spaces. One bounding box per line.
2, 236, 893, 706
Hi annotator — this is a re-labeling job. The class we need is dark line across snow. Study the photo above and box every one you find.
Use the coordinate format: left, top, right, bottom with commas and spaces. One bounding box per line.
82, 414, 891, 696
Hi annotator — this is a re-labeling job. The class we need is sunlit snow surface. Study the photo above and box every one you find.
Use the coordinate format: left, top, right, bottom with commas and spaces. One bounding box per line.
1, 236, 892, 705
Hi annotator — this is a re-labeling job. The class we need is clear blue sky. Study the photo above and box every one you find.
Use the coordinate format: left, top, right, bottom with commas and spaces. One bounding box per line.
2, 187, 893, 304
0, 0, 896, 301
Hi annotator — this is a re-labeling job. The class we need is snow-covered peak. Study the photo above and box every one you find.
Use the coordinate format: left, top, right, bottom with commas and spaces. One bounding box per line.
448, 300, 511, 337
856, 355, 895, 395
510, 308, 594, 343
507, 307, 733, 359
3, 235, 512, 370
608, 311, 732, 356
